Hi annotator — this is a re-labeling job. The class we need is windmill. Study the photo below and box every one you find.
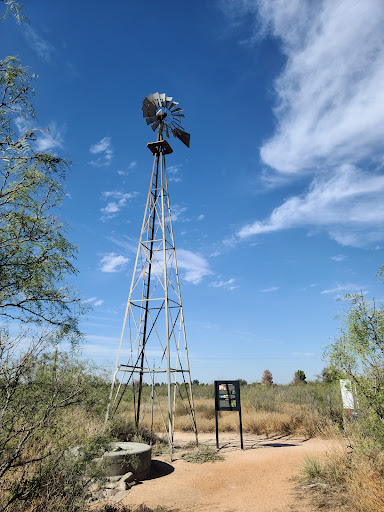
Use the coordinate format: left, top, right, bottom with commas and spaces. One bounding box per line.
105, 93, 198, 455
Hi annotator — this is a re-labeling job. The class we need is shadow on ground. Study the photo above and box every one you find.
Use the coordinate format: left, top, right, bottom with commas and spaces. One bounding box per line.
146, 460, 174, 480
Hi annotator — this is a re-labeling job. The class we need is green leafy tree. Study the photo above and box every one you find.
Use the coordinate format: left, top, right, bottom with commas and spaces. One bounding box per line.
318, 366, 339, 383
0, 331, 109, 511
0, 0, 25, 23
0, 55, 86, 343
293, 370, 307, 385
327, 292, 384, 440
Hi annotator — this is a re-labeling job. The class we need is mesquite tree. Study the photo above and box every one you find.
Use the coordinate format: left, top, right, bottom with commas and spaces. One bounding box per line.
327, 292, 384, 443
0, 55, 85, 343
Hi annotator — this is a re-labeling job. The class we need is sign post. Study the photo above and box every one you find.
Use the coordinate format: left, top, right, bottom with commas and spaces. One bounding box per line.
214, 380, 243, 450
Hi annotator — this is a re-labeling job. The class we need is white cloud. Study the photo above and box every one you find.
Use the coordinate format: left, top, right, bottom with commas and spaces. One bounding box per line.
167, 164, 182, 183
210, 251, 221, 257
331, 255, 346, 262
260, 286, 279, 293
84, 297, 104, 307
84, 296, 97, 304
170, 204, 187, 221
176, 249, 213, 284
35, 122, 65, 151
89, 137, 114, 167
101, 191, 138, 218
99, 253, 129, 273
24, 26, 54, 62
15, 118, 64, 152
209, 278, 235, 288
117, 162, 136, 175
292, 352, 316, 358
197, 214, 205, 221
300, 283, 317, 292
237, 165, 384, 247
320, 283, 364, 296
244, 0, 384, 175
223, 0, 384, 247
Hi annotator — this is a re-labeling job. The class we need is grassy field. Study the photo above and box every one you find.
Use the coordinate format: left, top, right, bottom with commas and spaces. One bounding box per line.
0, 351, 381, 512
106, 380, 343, 439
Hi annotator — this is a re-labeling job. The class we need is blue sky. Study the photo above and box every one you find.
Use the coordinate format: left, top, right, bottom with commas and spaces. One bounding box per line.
3, 0, 384, 383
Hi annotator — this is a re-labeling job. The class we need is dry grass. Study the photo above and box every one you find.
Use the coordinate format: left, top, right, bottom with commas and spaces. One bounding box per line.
118, 398, 321, 438
299, 428, 384, 512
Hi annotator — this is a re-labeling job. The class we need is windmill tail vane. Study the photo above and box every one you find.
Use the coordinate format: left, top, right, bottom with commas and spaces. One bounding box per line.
104, 92, 197, 456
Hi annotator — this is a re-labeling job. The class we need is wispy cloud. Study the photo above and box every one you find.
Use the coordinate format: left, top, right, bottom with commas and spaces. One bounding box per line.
167, 164, 182, 183
237, 165, 384, 247
15, 118, 65, 152
320, 283, 364, 296
260, 286, 279, 293
99, 253, 129, 273
177, 249, 212, 284
101, 190, 138, 219
299, 283, 317, 292
331, 255, 346, 262
170, 204, 187, 222
197, 214, 205, 221
24, 26, 54, 62
209, 278, 237, 290
117, 162, 136, 176
292, 352, 316, 358
83, 297, 104, 307
89, 137, 114, 167
249, 0, 384, 175
35, 122, 65, 151
223, 0, 384, 247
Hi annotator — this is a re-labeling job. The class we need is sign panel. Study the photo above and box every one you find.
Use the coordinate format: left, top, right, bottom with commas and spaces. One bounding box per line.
340, 379, 355, 410
215, 380, 240, 412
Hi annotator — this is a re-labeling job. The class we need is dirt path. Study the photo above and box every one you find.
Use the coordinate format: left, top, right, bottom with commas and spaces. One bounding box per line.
121, 433, 333, 512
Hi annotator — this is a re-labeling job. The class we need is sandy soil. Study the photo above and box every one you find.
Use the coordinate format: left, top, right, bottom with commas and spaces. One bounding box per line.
120, 432, 334, 512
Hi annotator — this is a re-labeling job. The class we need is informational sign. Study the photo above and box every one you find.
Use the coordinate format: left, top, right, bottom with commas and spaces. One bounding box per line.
215, 381, 240, 411
214, 380, 243, 449
340, 379, 355, 411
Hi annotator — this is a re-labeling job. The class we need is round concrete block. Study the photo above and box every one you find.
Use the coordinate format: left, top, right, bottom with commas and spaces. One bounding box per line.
102, 442, 151, 479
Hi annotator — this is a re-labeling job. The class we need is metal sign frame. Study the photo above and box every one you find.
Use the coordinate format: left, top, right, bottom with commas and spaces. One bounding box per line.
214, 380, 243, 450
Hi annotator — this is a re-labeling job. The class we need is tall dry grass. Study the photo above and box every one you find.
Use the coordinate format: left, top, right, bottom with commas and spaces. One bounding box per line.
116, 398, 322, 437
300, 423, 384, 512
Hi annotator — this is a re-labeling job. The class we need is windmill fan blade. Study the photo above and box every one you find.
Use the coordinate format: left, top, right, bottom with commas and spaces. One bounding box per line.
169, 101, 179, 111
159, 93, 166, 106
165, 125, 170, 138
142, 105, 156, 118
171, 107, 183, 113
172, 113, 185, 118
165, 96, 173, 109
146, 116, 157, 125
151, 120, 160, 132
142, 96, 157, 117
152, 92, 161, 109
146, 93, 161, 110
171, 119, 183, 129
173, 128, 190, 148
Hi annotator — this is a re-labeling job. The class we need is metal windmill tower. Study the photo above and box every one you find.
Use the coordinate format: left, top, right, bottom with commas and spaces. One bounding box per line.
105, 93, 198, 454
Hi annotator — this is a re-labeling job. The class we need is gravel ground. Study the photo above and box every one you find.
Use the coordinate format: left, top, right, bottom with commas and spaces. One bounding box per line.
119, 432, 334, 512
